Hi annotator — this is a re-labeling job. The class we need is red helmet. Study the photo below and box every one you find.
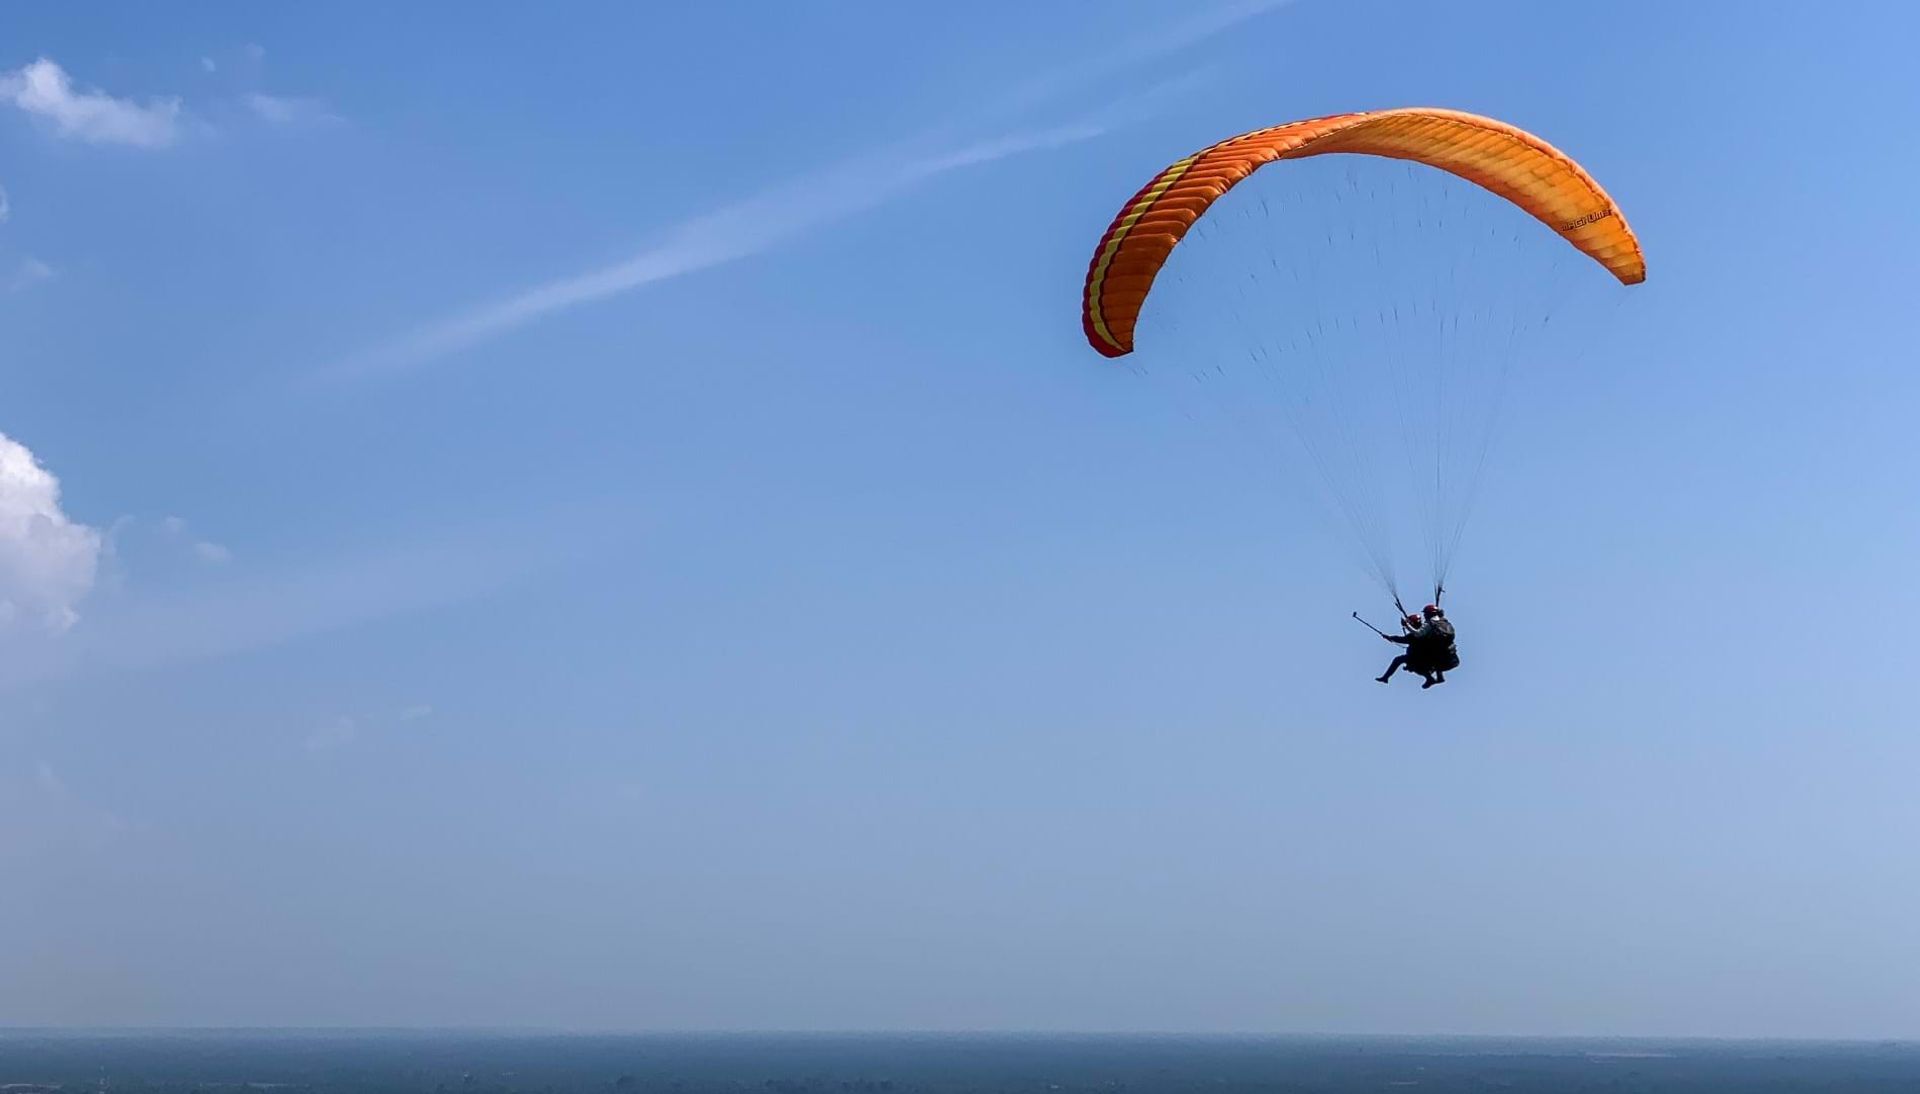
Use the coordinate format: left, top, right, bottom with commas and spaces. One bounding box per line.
1422, 604, 1441, 616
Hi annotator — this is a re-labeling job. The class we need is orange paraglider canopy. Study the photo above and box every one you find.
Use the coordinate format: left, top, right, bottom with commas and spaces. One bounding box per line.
1081, 107, 1645, 358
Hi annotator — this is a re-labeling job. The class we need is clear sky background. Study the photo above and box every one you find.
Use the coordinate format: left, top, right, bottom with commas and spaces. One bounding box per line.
2, 1, 1917, 1036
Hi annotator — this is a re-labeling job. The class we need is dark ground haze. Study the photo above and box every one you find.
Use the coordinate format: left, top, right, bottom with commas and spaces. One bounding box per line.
2, 1033, 1918, 1094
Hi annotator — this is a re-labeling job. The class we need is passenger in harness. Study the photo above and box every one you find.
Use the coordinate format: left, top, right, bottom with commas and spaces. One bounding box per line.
1376, 604, 1458, 689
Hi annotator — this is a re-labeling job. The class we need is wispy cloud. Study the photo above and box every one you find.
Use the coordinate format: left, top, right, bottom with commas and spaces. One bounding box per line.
0, 58, 182, 148
0, 760, 130, 858
36, 521, 575, 689
158, 515, 232, 565
244, 92, 342, 127
306, 703, 435, 754
0, 489, 612, 695
33, 760, 66, 797
322, 120, 1109, 381
305, 716, 358, 753
322, 2, 1295, 382
96, 515, 232, 589
0, 183, 9, 223
989, 0, 1297, 117
6, 257, 54, 293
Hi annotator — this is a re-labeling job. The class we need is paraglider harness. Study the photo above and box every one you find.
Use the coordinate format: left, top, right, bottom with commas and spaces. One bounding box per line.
1403, 589, 1459, 673
1355, 588, 1459, 675
1413, 619, 1460, 673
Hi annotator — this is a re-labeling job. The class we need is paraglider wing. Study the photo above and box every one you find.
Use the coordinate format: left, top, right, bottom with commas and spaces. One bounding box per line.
1081, 107, 1646, 358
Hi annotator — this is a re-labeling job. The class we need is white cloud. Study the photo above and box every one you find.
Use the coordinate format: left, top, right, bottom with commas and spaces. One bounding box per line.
0, 58, 182, 148
396, 703, 433, 722
0, 433, 101, 632
243, 92, 342, 127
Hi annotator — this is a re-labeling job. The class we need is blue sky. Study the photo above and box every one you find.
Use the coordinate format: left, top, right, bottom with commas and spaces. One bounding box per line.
3, 1, 1919, 1035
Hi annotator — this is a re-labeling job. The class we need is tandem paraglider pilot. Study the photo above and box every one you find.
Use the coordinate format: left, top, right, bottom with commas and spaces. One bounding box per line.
1376, 604, 1459, 690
